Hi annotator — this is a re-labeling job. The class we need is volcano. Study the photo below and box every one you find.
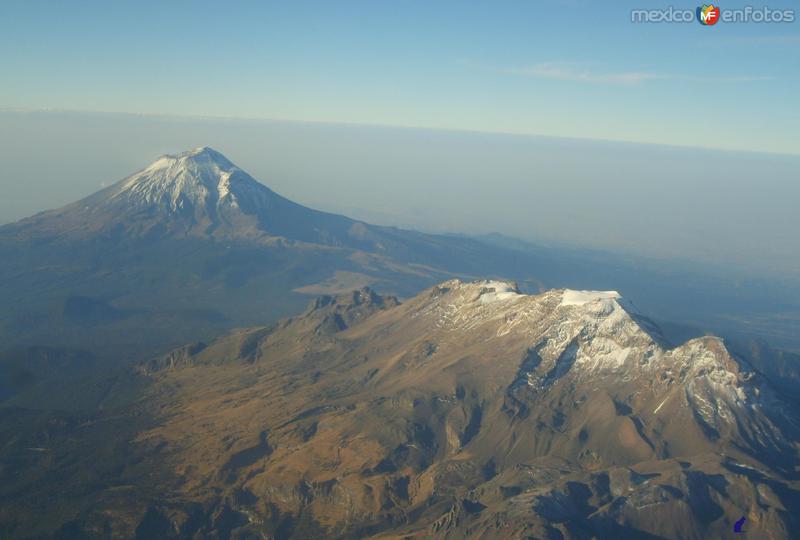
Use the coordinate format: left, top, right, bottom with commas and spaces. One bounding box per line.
6, 280, 793, 538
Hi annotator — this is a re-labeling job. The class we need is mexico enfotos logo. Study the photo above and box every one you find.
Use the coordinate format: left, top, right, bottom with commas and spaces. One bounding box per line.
697, 4, 721, 25
632, 5, 796, 24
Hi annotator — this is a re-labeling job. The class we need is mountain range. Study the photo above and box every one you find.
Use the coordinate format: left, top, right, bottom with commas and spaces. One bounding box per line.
1, 146, 800, 538
2, 146, 799, 364
2, 281, 799, 538
0, 146, 540, 359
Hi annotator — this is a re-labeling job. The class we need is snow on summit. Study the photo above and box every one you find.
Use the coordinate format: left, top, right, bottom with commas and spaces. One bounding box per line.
407, 279, 771, 440
114, 146, 244, 211
560, 289, 621, 306
476, 280, 522, 304
18, 145, 375, 245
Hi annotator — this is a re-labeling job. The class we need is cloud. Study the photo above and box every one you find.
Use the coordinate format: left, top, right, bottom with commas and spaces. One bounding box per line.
712, 34, 800, 47
507, 62, 660, 84
682, 74, 775, 82
459, 59, 775, 85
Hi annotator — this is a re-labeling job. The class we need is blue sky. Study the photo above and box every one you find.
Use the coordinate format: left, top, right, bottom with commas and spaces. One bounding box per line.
1, 0, 798, 154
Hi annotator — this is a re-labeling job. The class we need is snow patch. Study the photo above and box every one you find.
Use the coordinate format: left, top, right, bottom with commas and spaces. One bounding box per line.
653, 397, 668, 414
477, 281, 521, 304
560, 290, 621, 307
218, 171, 232, 198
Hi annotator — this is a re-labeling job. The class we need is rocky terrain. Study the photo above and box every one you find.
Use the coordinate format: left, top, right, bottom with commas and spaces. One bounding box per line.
2, 147, 799, 539
3, 280, 798, 539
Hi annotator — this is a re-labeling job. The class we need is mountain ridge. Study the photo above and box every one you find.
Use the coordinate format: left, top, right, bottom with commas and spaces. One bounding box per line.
78, 282, 800, 536
2, 280, 799, 538
184, 280, 797, 537
1, 147, 798, 390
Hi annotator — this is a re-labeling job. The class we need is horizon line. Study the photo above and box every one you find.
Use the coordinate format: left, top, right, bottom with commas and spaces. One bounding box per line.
2, 106, 798, 159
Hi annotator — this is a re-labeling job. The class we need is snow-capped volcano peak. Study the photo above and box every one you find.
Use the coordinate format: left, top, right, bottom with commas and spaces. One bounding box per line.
24, 145, 297, 240
17, 146, 365, 244
114, 146, 245, 211
144, 146, 234, 173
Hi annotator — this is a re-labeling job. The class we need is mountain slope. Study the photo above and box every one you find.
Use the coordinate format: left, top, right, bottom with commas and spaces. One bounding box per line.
3, 146, 800, 366
4, 146, 369, 247
0, 148, 549, 359
4, 281, 796, 538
